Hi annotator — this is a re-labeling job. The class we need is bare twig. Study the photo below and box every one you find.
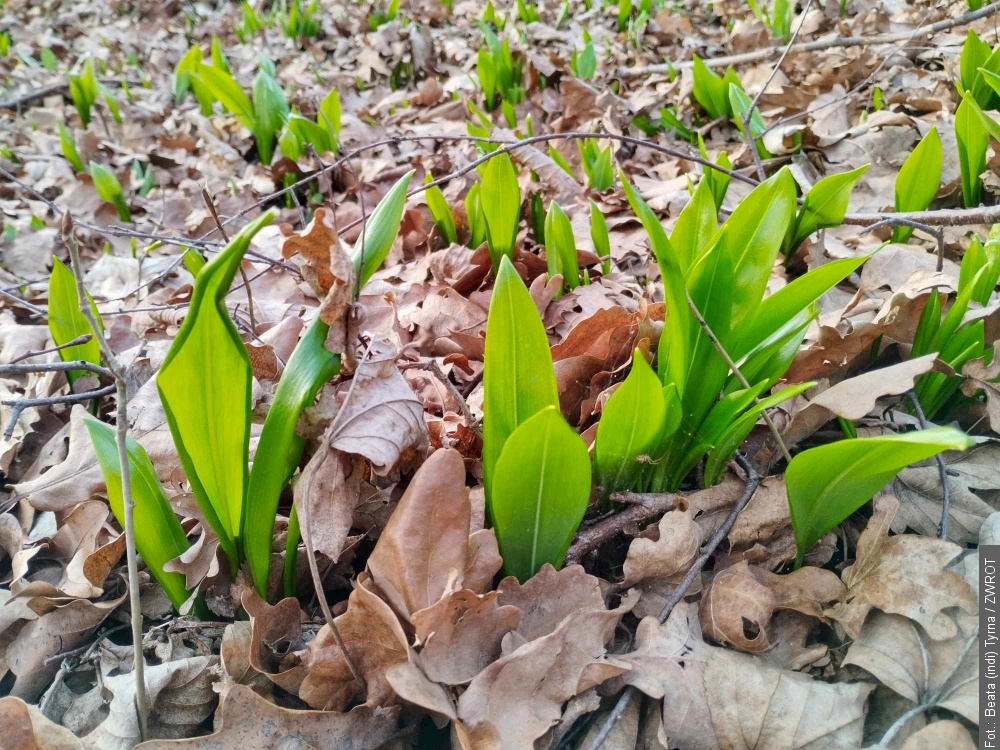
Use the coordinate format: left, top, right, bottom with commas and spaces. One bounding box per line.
201, 188, 257, 334
618, 2, 1000, 75
860, 218, 945, 272
906, 390, 952, 540
583, 455, 762, 750
0, 360, 112, 379
9, 334, 93, 363
0, 288, 47, 316
2, 384, 115, 438
564, 491, 681, 566
685, 290, 792, 463
61, 213, 150, 739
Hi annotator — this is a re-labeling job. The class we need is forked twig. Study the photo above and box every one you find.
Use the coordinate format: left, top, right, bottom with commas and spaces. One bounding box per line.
61, 213, 150, 738
202, 188, 258, 335
582, 455, 762, 750
2, 384, 116, 438
905, 390, 952, 540
860, 217, 945, 272
9, 334, 94, 364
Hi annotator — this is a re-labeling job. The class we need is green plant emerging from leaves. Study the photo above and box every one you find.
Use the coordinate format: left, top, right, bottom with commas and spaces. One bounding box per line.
893, 127, 941, 243
47, 258, 103, 383
89, 162, 131, 222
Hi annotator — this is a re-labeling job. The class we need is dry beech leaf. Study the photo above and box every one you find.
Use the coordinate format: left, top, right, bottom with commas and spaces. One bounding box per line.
299, 573, 409, 711
136, 684, 401, 750
824, 495, 977, 640
0, 696, 91, 749
327, 348, 427, 474
454, 599, 633, 748
367, 448, 501, 624
700, 561, 844, 652
621, 603, 874, 750
86, 655, 218, 749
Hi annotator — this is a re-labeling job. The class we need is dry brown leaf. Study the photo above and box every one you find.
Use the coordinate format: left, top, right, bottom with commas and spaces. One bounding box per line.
218, 621, 271, 697
454, 599, 633, 748
700, 561, 844, 652
135, 685, 401, 749
895, 720, 976, 750
495, 563, 606, 643
298, 573, 409, 711
86, 655, 218, 749
825, 495, 977, 640
294, 450, 366, 564
621, 603, 874, 750
242, 592, 308, 696
367, 448, 501, 624
962, 352, 1000, 432
0, 696, 92, 749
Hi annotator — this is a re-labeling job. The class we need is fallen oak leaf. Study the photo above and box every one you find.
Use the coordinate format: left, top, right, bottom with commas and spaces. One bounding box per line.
496, 563, 606, 643
135, 684, 401, 750
961, 350, 1000, 433
824, 494, 976, 640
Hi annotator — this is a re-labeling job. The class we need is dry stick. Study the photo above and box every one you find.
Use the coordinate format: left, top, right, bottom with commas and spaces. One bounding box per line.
0, 288, 47, 316
685, 289, 793, 463
1, 384, 115, 439
906, 389, 953, 541
563, 491, 681, 566
741, 0, 814, 175
860, 217, 945, 272
201, 188, 258, 334
61, 213, 150, 738
9, 333, 93, 363
619, 1, 1000, 75
583, 455, 763, 750
878, 629, 978, 747
0, 360, 112, 378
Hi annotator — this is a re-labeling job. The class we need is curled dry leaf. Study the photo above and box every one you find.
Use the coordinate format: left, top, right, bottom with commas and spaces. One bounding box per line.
86, 655, 218, 750
242, 591, 308, 696
621, 508, 703, 619
0, 696, 91, 750
961, 351, 1000, 433
621, 603, 874, 750
824, 495, 977, 640
496, 563, 606, 643
135, 685, 401, 750
294, 450, 366, 563
700, 561, 845, 653
367, 448, 501, 624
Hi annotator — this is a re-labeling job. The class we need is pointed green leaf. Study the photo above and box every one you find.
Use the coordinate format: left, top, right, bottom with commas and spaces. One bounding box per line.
83, 415, 192, 611
48, 258, 103, 384
492, 405, 591, 582
670, 177, 718, 266
157, 211, 275, 571
197, 65, 255, 130
595, 351, 666, 492
354, 170, 415, 286
481, 153, 521, 269
956, 95, 989, 208
792, 164, 869, 249
483, 255, 559, 508
425, 174, 458, 246
787, 427, 975, 565
251, 70, 289, 165
893, 128, 941, 242
544, 201, 578, 292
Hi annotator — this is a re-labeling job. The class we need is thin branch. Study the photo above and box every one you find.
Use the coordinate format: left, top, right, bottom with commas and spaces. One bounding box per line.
685, 290, 793, 463
860, 218, 945, 272
564, 491, 682, 566
906, 390, 952, 540
0, 288, 47, 316
61, 213, 150, 739
9, 334, 93, 363
2, 384, 115, 438
202, 188, 257, 334
0, 360, 112, 378
618, 2, 1000, 75
583, 455, 762, 750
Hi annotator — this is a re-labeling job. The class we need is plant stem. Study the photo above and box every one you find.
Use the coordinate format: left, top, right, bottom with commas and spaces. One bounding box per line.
62, 212, 150, 739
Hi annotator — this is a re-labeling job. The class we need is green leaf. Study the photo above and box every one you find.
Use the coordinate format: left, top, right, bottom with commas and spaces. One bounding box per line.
961, 28, 991, 96
480, 153, 521, 270
425, 174, 458, 246
483, 255, 559, 509
670, 178, 718, 265
244, 317, 340, 596
252, 70, 290, 165
59, 123, 84, 173
791, 164, 869, 249
699, 134, 731, 211
588, 146, 613, 192
89, 162, 131, 222
692, 56, 731, 119
544, 201, 578, 292
157, 211, 276, 572
353, 170, 415, 285
197, 65, 255, 131
319, 87, 341, 139
729, 85, 770, 159
182, 248, 205, 278
286, 114, 335, 156
893, 128, 941, 242
466, 182, 486, 248
47, 258, 103, 383
787, 427, 975, 565
590, 199, 610, 274
973, 45, 1000, 111
478, 47, 497, 104
955, 95, 989, 208
706, 167, 796, 327
491, 405, 591, 581
83, 415, 193, 611
735, 253, 873, 360
595, 352, 666, 492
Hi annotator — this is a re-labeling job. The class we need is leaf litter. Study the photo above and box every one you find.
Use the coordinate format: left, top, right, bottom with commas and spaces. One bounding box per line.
0, 0, 997, 747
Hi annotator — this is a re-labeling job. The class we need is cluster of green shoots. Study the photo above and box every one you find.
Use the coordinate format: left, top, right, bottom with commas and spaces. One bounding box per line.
174, 40, 341, 165
57, 174, 413, 612
235, 0, 321, 43
954, 29, 1000, 208
476, 26, 525, 127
